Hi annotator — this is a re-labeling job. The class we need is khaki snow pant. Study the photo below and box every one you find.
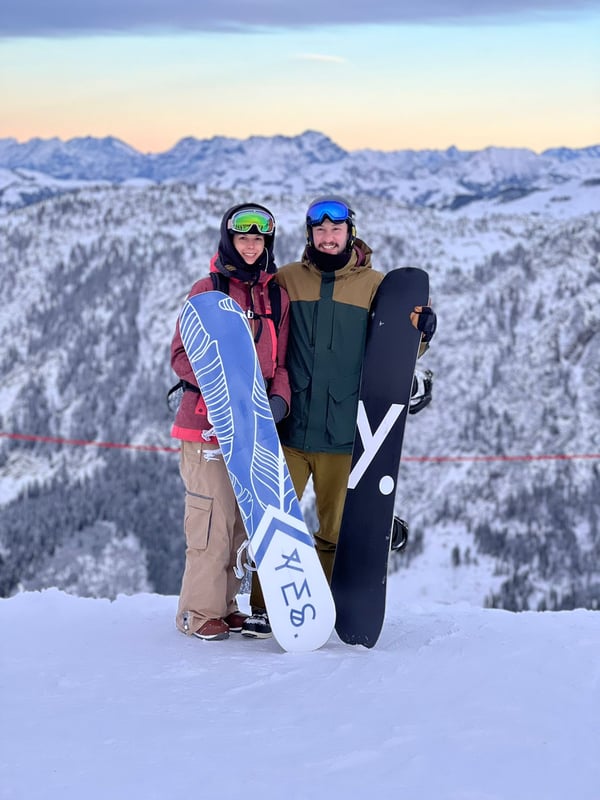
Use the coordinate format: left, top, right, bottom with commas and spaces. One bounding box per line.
249, 447, 352, 611
176, 440, 247, 635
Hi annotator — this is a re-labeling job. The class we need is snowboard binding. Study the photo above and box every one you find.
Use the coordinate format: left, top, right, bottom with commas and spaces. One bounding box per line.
409, 367, 433, 415
391, 516, 409, 552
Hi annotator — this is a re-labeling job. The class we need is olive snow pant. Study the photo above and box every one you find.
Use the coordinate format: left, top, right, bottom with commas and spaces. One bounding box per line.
176, 440, 247, 635
249, 446, 353, 611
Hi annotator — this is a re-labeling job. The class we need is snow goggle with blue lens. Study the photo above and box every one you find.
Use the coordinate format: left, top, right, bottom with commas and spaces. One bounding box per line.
227, 208, 275, 235
306, 199, 353, 226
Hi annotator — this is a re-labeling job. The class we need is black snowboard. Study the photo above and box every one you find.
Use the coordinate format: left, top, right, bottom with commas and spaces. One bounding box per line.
331, 267, 429, 647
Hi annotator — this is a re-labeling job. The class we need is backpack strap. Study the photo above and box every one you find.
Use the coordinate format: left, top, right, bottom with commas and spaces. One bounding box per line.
210, 271, 281, 332
166, 378, 200, 409
267, 280, 281, 333
210, 272, 228, 294
166, 380, 183, 401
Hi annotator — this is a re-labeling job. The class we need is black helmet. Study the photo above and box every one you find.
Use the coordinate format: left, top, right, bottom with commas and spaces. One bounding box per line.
305, 195, 356, 251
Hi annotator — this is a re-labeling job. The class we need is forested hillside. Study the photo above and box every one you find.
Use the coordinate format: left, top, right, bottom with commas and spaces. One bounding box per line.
1, 169, 598, 609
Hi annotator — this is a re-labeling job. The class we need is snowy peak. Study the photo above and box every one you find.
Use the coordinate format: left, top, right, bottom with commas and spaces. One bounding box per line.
0, 130, 347, 181
458, 146, 542, 184
0, 134, 144, 180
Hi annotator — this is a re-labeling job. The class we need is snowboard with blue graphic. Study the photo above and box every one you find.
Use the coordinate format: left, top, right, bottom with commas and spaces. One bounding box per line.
179, 290, 336, 653
331, 267, 429, 647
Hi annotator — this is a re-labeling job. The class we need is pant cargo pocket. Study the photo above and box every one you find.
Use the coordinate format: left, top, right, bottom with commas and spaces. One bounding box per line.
184, 494, 212, 550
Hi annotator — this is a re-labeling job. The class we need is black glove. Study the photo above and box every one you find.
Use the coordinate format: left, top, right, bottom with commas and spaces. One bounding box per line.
416, 307, 437, 343
269, 395, 288, 424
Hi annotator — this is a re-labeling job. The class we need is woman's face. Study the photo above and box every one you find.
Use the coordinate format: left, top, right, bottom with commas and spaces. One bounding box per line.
232, 233, 265, 265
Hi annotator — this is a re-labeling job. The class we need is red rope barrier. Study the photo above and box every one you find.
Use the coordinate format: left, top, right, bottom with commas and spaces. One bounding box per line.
403, 453, 600, 463
0, 431, 179, 453
1, 431, 598, 462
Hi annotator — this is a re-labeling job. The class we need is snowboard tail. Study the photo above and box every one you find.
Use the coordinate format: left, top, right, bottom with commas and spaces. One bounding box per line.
331, 268, 429, 647
179, 291, 336, 652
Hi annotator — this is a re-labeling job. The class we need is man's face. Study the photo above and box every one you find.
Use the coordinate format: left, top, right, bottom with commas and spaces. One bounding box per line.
311, 218, 348, 255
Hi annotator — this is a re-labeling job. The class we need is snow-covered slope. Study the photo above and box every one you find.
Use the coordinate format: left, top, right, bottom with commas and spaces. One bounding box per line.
1, 582, 599, 800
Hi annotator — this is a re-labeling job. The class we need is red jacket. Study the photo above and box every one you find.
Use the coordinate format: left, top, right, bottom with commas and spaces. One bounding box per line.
171, 259, 291, 443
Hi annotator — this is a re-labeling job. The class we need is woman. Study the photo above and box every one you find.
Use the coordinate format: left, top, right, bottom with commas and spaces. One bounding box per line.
170, 203, 290, 640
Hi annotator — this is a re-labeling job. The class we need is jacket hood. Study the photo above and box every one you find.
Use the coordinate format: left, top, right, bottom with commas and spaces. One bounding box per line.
215, 202, 277, 283
209, 253, 276, 288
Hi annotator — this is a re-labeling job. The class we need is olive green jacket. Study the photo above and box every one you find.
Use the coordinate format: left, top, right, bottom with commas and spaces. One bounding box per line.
275, 239, 384, 454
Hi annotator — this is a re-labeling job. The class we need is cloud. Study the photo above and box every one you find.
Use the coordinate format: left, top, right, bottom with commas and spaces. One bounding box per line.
2, 0, 598, 37
297, 54, 347, 64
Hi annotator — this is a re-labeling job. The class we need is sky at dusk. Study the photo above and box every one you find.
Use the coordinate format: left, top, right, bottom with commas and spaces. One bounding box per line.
1, 0, 599, 153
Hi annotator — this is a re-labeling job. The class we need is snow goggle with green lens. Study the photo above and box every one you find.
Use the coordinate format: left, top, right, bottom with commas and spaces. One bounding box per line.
306, 199, 353, 226
227, 208, 275, 235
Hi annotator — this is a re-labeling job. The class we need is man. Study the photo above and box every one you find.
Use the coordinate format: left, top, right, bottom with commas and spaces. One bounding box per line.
241, 195, 435, 639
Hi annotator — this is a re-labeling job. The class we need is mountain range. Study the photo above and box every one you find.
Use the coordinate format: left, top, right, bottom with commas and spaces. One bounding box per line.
0, 131, 598, 612
1, 130, 599, 214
